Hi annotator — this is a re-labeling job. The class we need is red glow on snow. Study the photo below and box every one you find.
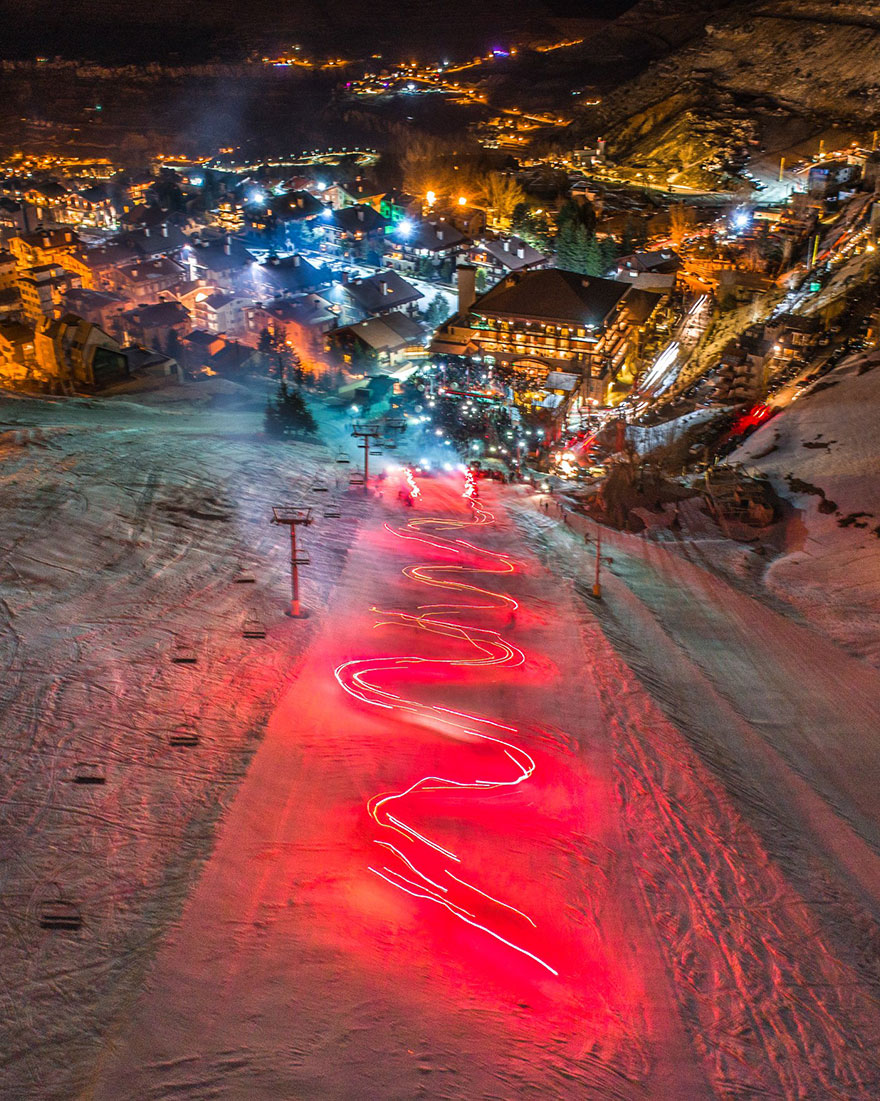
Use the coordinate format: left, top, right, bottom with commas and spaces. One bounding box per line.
334, 472, 557, 975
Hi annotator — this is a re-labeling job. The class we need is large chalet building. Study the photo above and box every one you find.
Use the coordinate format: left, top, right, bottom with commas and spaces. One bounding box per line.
432, 266, 662, 403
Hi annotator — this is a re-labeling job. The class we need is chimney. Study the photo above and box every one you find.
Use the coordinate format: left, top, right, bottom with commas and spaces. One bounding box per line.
517, 246, 525, 259
502, 240, 509, 251
144, 226, 150, 237
456, 264, 476, 314
437, 229, 444, 241
293, 254, 300, 267
161, 222, 168, 237
379, 279, 388, 295
357, 208, 365, 222
224, 236, 231, 255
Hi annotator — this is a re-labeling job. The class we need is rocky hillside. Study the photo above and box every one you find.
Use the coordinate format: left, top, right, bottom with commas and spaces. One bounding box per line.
578, 0, 880, 188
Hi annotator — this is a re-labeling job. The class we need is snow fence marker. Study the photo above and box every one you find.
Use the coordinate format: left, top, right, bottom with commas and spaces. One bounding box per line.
168, 727, 200, 748
67, 761, 106, 785
242, 617, 267, 639
38, 885, 82, 931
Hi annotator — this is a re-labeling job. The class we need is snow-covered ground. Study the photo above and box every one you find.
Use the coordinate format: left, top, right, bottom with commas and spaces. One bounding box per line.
0, 384, 369, 1099
627, 406, 718, 455
511, 492, 880, 1099
4, 379, 880, 1099
732, 349, 880, 665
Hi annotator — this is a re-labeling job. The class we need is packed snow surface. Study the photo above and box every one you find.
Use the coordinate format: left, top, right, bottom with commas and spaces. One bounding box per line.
733, 349, 880, 664
3, 387, 880, 1099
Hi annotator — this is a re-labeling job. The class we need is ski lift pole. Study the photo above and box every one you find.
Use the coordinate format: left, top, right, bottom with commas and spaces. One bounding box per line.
352, 422, 386, 493
290, 524, 300, 615
271, 506, 313, 617
593, 522, 602, 599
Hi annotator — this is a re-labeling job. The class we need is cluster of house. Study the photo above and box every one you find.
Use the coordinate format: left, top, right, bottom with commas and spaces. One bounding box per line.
0, 163, 678, 404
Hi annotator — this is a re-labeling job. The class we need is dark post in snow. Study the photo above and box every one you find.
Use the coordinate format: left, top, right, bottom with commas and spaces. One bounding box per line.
271, 506, 313, 618
593, 523, 602, 599
351, 421, 385, 492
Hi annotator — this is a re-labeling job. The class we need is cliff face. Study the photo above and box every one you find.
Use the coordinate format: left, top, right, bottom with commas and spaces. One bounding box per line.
579, 1, 880, 188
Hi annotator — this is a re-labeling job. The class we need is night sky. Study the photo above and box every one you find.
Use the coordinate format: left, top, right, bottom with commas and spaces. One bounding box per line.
3, 0, 640, 61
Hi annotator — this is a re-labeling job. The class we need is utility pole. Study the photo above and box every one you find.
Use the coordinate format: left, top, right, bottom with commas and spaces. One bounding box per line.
271, 506, 313, 618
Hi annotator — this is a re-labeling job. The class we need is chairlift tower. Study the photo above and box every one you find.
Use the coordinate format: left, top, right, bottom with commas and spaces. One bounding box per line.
351, 421, 385, 491
271, 505, 313, 617
351, 418, 407, 489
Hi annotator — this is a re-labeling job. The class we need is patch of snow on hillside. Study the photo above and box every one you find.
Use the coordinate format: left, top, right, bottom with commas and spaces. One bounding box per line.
731, 350, 880, 664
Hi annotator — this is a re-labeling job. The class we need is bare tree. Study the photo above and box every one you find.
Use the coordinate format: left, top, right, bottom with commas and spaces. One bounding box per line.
481, 173, 526, 229
668, 203, 696, 249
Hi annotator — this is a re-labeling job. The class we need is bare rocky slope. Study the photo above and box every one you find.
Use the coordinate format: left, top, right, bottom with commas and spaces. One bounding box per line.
576, 0, 880, 187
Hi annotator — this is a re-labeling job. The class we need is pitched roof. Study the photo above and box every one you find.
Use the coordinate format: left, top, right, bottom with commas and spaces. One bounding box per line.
408, 220, 467, 252
123, 346, 177, 372
188, 238, 255, 272
121, 224, 189, 257
125, 299, 190, 326
80, 241, 139, 270
336, 311, 423, 352
381, 312, 424, 340
209, 340, 258, 372
63, 287, 126, 309
473, 269, 628, 327
122, 204, 169, 228
195, 291, 227, 310
331, 204, 389, 235
78, 184, 112, 204
616, 248, 680, 274
473, 236, 548, 271
251, 254, 323, 295
29, 180, 68, 199
344, 270, 422, 313
270, 191, 323, 221
262, 293, 335, 328
183, 328, 223, 349
16, 228, 80, 250
620, 287, 663, 325
339, 178, 384, 201
114, 256, 185, 284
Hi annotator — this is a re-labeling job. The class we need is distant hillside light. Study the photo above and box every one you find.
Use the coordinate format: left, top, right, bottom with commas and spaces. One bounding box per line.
458, 196, 467, 206
426, 190, 436, 206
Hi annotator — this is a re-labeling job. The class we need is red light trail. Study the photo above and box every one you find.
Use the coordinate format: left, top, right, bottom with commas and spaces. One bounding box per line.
334, 472, 558, 977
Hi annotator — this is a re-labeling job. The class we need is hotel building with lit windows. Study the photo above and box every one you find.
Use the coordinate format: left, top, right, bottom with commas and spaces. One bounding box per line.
431, 267, 662, 403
